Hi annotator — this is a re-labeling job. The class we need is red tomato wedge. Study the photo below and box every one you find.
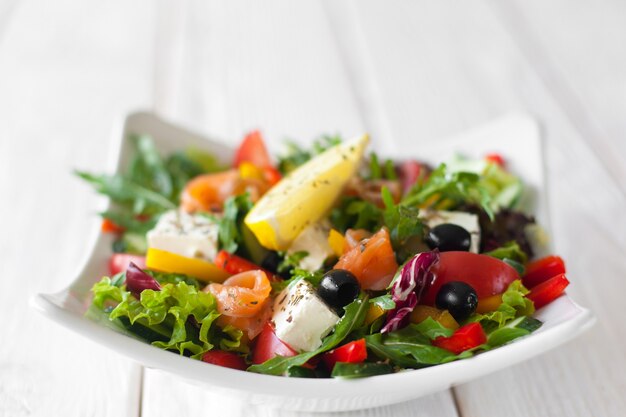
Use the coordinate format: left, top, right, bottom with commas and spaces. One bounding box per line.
109, 254, 146, 276
526, 273, 570, 309
334, 228, 398, 290
485, 153, 505, 167
322, 339, 367, 371
181, 170, 269, 213
523, 255, 566, 289
422, 252, 519, 305
234, 130, 273, 169
252, 323, 297, 365
205, 270, 271, 318
432, 322, 487, 355
201, 350, 247, 370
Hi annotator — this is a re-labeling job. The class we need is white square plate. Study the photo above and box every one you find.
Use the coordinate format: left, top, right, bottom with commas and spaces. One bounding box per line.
32, 112, 595, 412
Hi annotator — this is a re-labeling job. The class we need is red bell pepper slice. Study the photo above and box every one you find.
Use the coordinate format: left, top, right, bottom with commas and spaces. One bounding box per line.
109, 253, 146, 276
432, 322, 487, 355
201, 350, 247, 370
101, 218, 124, 234
322, 339, 367, 371
252, 323, 297, 365
522, 255, 566, 289
214, 250, 281, 282
526, 273, 570, 309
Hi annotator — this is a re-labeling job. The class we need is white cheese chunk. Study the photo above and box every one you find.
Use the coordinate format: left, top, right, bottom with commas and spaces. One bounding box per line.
147, 210, 219, 260
271, 280, 340, 352
419, 209, 481, 253
287, 220, 334, 272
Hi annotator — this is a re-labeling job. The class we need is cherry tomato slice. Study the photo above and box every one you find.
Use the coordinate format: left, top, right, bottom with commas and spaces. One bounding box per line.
422, 252, 519, 305
252, 323, 297, 365
234, 130, 273, 169
109, 253, 146, 276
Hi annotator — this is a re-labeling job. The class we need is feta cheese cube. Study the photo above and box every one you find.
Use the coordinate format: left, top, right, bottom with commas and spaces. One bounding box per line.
419, 209, 481, 253
147, 210, 219, 260
287, 221, 334, 272
271, 280, 340, 352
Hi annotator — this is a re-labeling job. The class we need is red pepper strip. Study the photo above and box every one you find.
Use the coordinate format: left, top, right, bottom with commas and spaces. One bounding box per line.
485, 153, 505, 167
263, 165, 282, 186
201, 350, 247, 370
322, 339, 367, 371
526, 273, 570, 309
523, 255, 566, 289
214, 250, 281, 282
101, 218, 124, 234
432, 323, 487, 355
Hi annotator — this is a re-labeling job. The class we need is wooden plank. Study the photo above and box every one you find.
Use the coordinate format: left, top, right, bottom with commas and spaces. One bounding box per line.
141, 1, 459, 416
490, 0, 626, 190
0, 0, 157, 416
334, 1, 626, 416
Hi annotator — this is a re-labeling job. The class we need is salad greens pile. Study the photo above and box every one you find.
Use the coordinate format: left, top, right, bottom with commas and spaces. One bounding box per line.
78, 131, 569, 379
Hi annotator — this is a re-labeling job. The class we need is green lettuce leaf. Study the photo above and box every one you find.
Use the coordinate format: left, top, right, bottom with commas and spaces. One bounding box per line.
467, 280, 534, 332
91, 277, 222, 359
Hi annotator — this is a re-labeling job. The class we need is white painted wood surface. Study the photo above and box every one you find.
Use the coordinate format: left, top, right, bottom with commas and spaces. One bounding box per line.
1, 0, 625, 416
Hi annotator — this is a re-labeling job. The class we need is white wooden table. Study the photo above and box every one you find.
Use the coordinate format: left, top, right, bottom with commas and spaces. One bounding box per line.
1, 1, 625, 416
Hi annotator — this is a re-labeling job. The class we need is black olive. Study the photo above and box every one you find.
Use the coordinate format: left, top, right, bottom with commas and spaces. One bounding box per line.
425, 223, 472, 252
435, 281, 478, 321
261, 251, 290, 279
317, 269, 361, 310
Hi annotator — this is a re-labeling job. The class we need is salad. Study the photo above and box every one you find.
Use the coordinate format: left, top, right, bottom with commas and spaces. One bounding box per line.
78, 131, 570, 379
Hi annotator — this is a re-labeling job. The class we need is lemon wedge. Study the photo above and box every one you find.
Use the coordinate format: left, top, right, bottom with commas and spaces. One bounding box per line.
244, 134, 369, 250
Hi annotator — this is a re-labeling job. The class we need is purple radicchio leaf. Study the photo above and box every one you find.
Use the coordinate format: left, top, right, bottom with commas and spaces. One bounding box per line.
381, 250, 439, 333
126, 262, 161, 298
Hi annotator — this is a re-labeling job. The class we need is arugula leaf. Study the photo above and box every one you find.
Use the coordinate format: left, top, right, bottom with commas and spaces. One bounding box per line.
75, 171, 176, 213
331, 362, 393, 379
214, 193, 253, 253
129, 135, 174, 198
277, 251, 309, 274
329, 196, 382, 233
382, 187, 423, 261
277, 134, 342, 174
402, 163, 495, 219
100, 210, 157, 234
369, 294, 396, 311
271, 269, 324, 294
365, 324, 471, 368
248, 294, 370, 375
413, 317, 454, 340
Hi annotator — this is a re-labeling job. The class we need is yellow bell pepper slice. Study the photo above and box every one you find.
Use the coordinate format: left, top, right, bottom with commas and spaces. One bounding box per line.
238, 161, 265, 181
410, 305, 459, 330
328, 229, 346, 258
364, 304, 385, 325
146, 248, 230, 283
476, 293, 503, 313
